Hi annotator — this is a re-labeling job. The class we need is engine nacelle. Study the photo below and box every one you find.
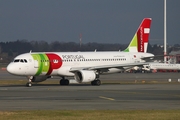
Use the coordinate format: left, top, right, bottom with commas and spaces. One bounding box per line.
30, 76, 51, 82
74, 70, 96, 83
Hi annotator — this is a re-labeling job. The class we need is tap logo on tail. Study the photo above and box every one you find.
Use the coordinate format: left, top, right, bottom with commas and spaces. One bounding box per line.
124, 18, 152, 53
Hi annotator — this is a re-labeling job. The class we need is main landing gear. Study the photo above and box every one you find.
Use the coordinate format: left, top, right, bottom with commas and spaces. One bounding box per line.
91, 73, 101, 86
59, 77, 69, 85
91, 79, 101, 86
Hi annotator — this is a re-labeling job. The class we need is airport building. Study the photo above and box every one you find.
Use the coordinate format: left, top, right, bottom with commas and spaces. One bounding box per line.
169, 50, 180, 63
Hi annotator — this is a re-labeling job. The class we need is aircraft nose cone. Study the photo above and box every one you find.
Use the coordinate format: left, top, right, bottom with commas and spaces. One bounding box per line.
7, 63, 15, 75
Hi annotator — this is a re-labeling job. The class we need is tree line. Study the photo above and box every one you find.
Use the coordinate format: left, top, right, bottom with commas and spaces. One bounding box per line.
0, 39, 179, 63
0, 39, 127, 55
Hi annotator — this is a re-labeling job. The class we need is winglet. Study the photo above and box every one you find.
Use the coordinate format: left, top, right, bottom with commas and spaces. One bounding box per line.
123, 18, 152, 53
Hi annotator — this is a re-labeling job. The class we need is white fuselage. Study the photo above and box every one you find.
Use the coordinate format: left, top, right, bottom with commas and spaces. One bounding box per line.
7, 51, 154, 76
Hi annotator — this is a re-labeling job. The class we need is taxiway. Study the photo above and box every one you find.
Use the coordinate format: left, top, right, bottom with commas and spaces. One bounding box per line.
0, 70, 180, 110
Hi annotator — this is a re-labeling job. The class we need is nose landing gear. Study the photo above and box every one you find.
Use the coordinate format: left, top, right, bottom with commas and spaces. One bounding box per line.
26, 76, 33, 87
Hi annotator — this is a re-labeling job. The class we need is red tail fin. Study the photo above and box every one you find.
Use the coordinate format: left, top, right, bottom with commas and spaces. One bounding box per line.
137, 18, 152, 52
124, 18, 152, 53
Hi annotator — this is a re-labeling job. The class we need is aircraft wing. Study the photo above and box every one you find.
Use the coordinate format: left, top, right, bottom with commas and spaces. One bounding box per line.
141, 55, 164, 62
69, 62, 149, 72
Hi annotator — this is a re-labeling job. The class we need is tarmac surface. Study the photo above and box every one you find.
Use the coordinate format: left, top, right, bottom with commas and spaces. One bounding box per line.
0, 70, 180, 110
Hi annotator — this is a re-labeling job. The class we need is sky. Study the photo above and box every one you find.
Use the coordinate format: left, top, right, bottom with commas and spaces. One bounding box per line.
0, 0, 180, 45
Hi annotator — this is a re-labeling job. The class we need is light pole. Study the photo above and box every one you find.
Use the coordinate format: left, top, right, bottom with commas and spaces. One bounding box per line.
164, 0, 167, 63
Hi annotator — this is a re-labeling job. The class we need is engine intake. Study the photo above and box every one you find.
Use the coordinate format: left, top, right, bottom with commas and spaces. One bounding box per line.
74, 70, 96, 83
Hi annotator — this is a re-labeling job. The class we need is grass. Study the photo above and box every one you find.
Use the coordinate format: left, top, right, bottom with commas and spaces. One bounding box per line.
0, 80, 28, 85
0, 110, 180, 120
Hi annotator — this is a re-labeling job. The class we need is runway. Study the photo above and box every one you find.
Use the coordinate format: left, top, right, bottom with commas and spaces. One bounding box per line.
0, 84, 180, 110
0, 70, 180, 110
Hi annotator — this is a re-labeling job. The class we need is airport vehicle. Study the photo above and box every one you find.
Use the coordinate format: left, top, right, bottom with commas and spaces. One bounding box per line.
7, 18, 153, 87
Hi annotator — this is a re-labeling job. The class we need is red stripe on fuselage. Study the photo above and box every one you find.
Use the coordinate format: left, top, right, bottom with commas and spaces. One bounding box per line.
46, 53, 62, 75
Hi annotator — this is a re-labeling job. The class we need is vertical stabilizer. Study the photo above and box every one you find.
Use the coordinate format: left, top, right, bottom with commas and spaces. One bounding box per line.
124, 18, 152, 53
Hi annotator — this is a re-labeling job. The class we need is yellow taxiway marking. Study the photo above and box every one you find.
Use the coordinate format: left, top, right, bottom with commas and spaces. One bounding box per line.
99, 96, 115, 101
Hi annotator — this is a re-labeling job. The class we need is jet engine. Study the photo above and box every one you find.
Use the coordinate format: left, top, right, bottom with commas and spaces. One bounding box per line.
30, 76, 51, 82
74, 70, 96, 83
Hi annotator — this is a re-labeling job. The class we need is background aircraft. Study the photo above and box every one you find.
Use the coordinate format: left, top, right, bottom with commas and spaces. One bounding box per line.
142, 62, 180, 72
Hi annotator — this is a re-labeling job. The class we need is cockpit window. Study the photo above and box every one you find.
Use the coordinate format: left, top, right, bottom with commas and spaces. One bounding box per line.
14, 59, 20, 62
20, 59, 24, 63
24, 59, 27, 63
13, 59, 28, 63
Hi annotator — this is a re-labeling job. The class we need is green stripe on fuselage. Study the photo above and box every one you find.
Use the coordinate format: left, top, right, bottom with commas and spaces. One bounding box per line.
31, 54, 50, 75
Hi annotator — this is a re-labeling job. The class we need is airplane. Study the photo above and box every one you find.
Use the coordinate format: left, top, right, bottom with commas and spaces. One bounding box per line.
7, 18, 153, 87
142, 62, 180, 72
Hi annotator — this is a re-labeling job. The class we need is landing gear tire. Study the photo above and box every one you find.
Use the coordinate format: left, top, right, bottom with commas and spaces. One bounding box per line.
91, 81, 95, 85
96, 80, 101, 86
60, 79, 69, 85
26, 76, 33, 87
91, 79, 101, 86
26, 82, 32, 87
